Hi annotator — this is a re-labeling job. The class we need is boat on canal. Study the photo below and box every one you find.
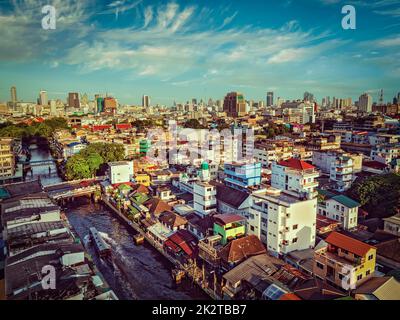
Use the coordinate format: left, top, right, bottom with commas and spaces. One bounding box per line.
89, 227, 111, 258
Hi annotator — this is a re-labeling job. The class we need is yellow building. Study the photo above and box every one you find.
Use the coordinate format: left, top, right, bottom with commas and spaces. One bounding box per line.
135, 173, 151, 187
314, 231, 376, 291
0, 138, 15, 180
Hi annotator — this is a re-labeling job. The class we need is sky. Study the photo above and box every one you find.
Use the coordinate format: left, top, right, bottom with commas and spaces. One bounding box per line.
0, 0, 399, 106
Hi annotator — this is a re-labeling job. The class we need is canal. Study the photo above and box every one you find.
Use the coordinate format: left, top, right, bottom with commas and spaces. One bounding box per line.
28, 143, 208, 300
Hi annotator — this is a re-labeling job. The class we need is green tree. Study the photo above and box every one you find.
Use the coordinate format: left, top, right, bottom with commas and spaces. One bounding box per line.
86, 153, 104, 176
65, 155, 91, 180
347, 173, 400, 218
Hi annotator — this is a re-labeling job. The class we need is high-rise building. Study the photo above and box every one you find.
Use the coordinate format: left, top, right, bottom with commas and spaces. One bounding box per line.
96, 96, 104, 113
49, 100, 57, 116
10, 86, 17, 105
223, 92, 247, 117
358, 93, 372, 113
142, 95, 150, 108
68, 92, 80, 109
39, 90, 48, 106
304, 91, 314, 103
266, 92, 274, 107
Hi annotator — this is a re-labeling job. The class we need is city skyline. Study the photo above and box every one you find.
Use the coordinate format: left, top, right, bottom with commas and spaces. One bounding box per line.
1, 0, 400, 105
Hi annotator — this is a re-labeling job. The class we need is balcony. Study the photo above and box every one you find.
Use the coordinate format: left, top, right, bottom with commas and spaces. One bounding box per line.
315, 249, 357, 269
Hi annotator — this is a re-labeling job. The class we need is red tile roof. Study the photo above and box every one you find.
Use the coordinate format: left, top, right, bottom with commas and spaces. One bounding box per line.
278, 158, 315, 170
166, 230, 198, 258
116, 123, 132, 130
325, 232, 376, 257
219, 235, 266, 264
144, 198, 171, 216
92, 125, 112, 131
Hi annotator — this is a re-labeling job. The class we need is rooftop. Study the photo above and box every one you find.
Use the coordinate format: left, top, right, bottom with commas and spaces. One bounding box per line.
277, 158, 315, 171
325, 232, 376, 257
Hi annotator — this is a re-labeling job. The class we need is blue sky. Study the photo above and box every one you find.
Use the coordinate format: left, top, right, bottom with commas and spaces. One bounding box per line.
0, 0, 399, 105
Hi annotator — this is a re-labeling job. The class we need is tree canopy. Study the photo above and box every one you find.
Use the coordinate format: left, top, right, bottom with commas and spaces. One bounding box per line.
65, 143, 125, 180
0, 117, 69, 139
347, 173, 400, 219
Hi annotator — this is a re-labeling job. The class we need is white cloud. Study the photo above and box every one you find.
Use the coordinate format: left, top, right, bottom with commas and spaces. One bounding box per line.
267, 48, 308, 64
220, 11, 238, 28
143, 6, 153, 28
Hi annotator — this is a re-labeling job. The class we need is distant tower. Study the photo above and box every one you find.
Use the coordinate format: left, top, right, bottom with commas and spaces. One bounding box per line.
39, 90, 48, 106
10, 86, 17, 104
266, 91, 274, 107
142, 95, 150, 108
379, 89, 384, 106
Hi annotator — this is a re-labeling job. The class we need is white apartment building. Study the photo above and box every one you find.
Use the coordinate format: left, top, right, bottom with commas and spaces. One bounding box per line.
271, 158, 319, 200
330, 156, 353, 192
193, 182, 217, 217
250, 188, 317, 256
370, 144, 400, 165
254, 145, 293, 168
383, 214, 400, 237
108, 161, 134, 185
317, 191, 359, 230
313, 151, 363, 174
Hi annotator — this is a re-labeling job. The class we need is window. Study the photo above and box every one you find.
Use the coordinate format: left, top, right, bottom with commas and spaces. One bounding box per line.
366, 270, 371, 276
316, 262, 324, 269
368, 254, 374, 261
357, 274, 362, 281
338, 274, 344, 280
292, 237, 298, 244
250, 226, 255, 231
293, 224, 298, 230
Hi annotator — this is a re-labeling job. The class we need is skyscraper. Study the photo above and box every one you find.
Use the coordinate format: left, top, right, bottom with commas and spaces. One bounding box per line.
10, 86, 17, 105
223, 92, 247, 118
39, 90, 48, 106
142, 95, 150, 108
304, 91, 314, 103
358, 93, 372, 113
68, 92, 80, 108
266, 92, 274, 107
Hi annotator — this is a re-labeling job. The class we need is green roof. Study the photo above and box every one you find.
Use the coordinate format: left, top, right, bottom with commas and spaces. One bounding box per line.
130, 192, 149, 205
0, 187, 10, 200
317, 188, 336, 199
331, 195, 360, 209
128, 205, 139, 214
118, 184, 132, 191
201, 161, 209, 170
